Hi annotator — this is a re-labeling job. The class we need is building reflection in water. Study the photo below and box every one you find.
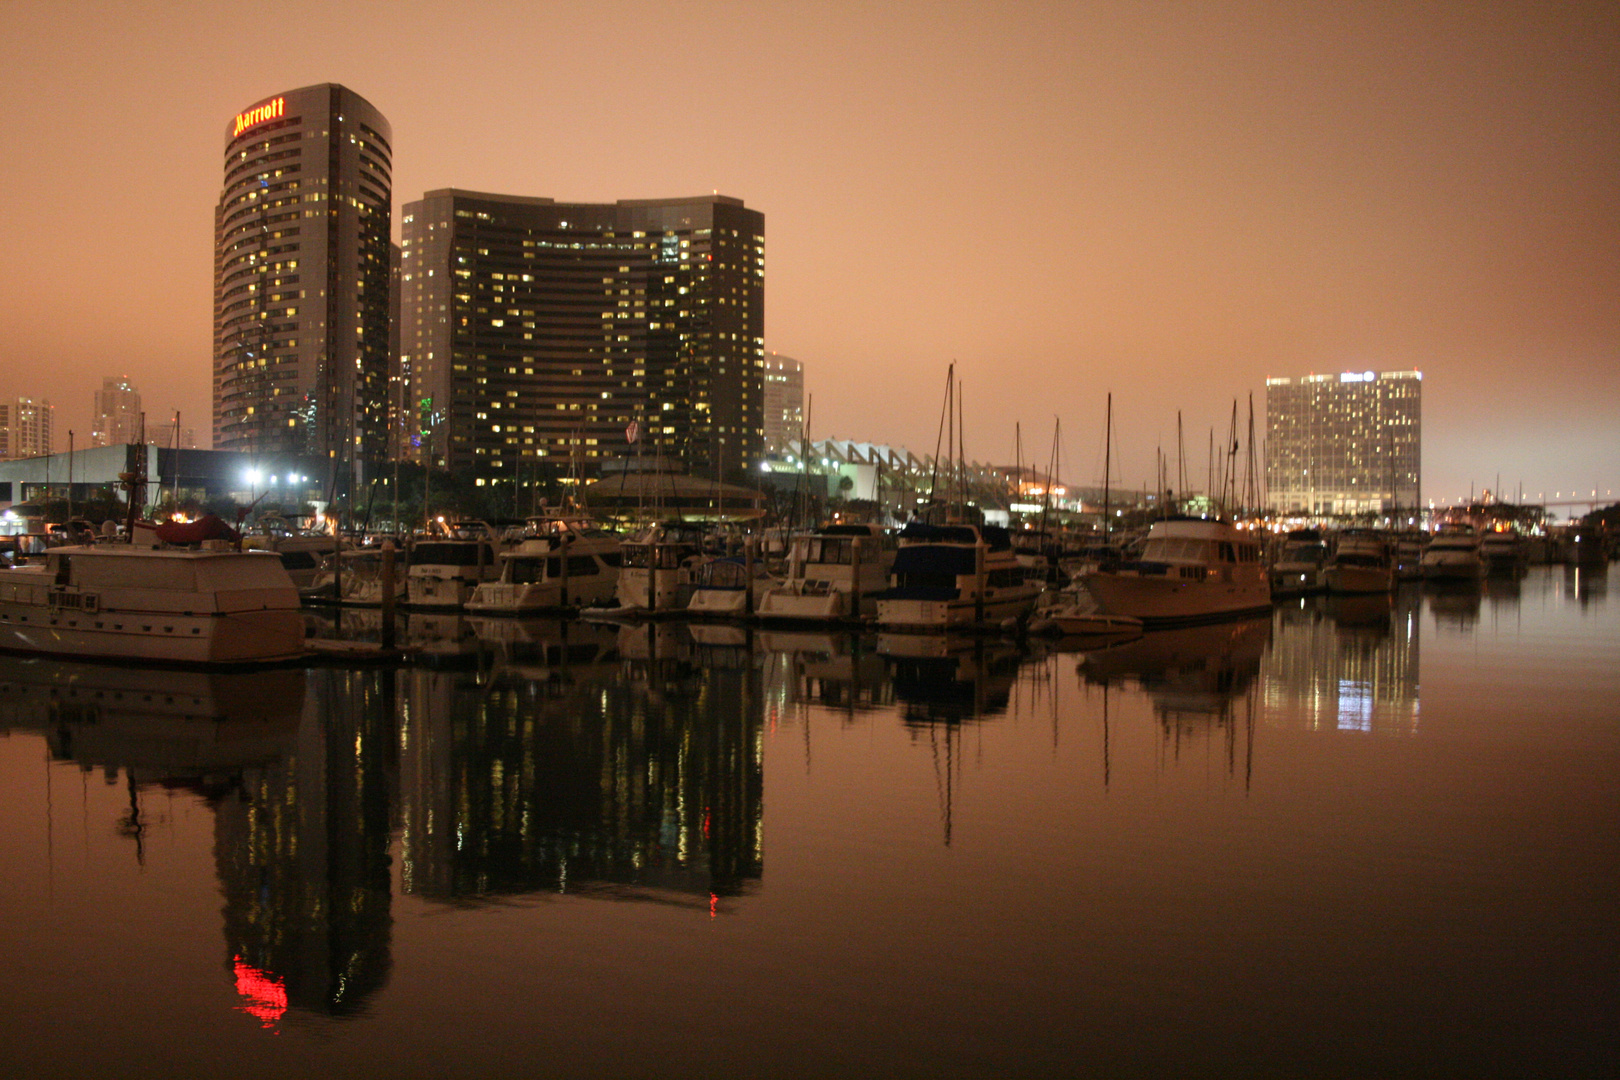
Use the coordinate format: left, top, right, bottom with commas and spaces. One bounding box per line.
0, 657, 395, 1026
1263, 591, 1420, 735
398, 618, 763, 911
216, 667, 396, 1023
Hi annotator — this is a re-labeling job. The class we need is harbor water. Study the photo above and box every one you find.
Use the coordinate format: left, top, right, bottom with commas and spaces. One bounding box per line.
0, 564, 1614, 1077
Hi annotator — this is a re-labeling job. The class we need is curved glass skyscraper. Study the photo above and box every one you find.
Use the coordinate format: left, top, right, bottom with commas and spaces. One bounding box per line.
213, 84, 392, 500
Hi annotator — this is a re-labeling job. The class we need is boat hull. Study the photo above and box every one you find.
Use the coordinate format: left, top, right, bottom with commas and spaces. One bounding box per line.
0, 607, 306, 665
1323, 566, 1394, 594
875, 587, 1038, 630
756, 585, 853, 622
1269, 566, 1324, 596
1082, 572, 1270, 625
1420, 556, 1486, 581
0, 550, 305, 665
466, 575, 618, 615
615, 566, 693, 613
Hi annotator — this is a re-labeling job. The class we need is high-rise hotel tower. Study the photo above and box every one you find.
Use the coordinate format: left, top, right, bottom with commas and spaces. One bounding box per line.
400, 190, 764, 478
213, 85, 392, 499
1265, 370, 1422, 515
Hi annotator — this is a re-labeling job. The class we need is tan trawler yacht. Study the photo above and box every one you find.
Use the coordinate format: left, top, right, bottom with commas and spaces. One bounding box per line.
0, 515, 305, 665
1082, 517, 1270, 625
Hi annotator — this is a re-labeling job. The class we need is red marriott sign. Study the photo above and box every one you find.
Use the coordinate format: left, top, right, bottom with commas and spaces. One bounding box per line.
233, 97, 285, 137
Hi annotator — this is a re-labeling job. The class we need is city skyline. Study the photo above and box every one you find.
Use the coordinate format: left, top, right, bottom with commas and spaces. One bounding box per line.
1, 1, 1614, 509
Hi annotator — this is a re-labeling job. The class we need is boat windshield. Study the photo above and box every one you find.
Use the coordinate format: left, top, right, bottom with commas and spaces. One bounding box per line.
1142, 538, 1217, 563
796, 536, 855, 565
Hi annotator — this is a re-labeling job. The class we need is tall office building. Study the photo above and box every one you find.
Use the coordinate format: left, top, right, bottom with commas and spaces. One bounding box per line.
213, 84, 392, 500
1266, 370, 1422, 515
399, 189, 764, 477
762, 353, 804, 454
90, 377, 142, 447
0, 397, 53, 459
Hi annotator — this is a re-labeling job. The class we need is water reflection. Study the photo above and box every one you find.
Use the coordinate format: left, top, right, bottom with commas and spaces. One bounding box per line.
1427, 579, 1483, 632
220, 668, 396, 1022
879, 633, 1023, 725
756, 629, 892, 715
1073, 619, 1269, 787
1263, 591, 1420, 734
398, 618, 764, 911
0, 659, 395, 1026
1, 566, 1614, 1073
1561, 560, 1608, 607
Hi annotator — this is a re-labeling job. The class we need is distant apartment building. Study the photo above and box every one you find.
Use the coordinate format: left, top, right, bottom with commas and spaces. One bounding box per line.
762, 353, 804, 454
90, 377, 142, 447
213, 84, 392, 499
399, 189, 765, 478
1266, 370, 1422, 515
0, 397, 54, 459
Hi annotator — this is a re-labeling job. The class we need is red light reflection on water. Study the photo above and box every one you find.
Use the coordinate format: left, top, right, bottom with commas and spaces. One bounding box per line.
232, 956, 287, 1030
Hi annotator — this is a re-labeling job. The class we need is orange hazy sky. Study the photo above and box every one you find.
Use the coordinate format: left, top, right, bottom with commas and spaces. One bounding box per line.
1, 0, 1614, 508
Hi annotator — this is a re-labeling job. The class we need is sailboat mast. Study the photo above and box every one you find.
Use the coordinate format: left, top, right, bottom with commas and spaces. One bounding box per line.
929, 364, 952, 514
1102, 393, 1112, 540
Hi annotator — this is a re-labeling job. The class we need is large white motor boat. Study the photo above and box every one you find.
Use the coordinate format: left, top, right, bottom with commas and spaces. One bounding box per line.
1322, 530, 1395, 594
874, 522, 1040, 630
1082, 517, 1270, 625
0, 527, 305, 665
466, 520, 622, 615
756, 523, 896, 622
1420, 525, 1487, 581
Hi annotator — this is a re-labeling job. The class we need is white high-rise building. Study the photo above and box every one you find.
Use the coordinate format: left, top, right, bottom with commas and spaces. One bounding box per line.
762, 353, 804, 455
91, 377, 142, 447
0, 397, 54, 459
1266, 370, 1422, 515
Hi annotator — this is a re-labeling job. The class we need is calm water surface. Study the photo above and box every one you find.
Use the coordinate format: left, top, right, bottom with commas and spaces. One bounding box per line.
1, 565, 1615, 1078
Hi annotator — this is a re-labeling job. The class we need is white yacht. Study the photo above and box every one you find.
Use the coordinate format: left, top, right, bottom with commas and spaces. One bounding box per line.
466, 520, 622, 614
1082, 517, 1269, 625
1420, 525, 1487, 581
1269, 528, 1329, 595
405, 521, 507, 609
1322, 530, 1395, 594
686, 554, 776, 617
756, 523, 895, 622
874, 522, 1040, 630
613, 521, 709, 613
0, 525, 305, 665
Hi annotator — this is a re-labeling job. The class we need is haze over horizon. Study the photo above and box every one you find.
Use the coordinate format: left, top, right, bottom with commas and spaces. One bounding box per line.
2, 1, 1614, 511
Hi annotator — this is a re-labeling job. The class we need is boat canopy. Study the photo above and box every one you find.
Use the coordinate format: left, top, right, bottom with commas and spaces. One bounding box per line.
893, 545, 978, 577
154, 514, 241, 545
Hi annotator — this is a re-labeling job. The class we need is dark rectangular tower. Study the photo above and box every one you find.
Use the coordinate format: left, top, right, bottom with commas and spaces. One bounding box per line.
399, 190, 764, 479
